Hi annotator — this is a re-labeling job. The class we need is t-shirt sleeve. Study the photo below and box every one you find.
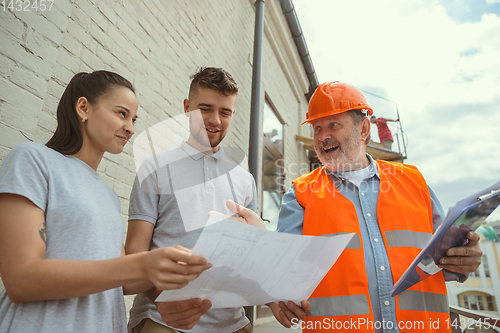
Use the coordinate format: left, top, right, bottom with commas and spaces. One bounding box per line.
0, 143, 49, 212
128, 160, 160, 224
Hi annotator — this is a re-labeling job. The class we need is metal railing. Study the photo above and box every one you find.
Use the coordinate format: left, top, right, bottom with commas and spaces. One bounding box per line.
449, 305, 500, 332
361, 89, 408, 159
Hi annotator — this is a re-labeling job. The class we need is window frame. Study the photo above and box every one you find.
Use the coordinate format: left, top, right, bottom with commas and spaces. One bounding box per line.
260, 99, 286, 231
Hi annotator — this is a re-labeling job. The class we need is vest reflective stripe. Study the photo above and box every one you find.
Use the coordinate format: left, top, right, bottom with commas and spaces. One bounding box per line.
308, 291, 450, 317
399, 290, 449, 313
293, 161, 451, 333
385, 230, 432, 249
324, 233, 361, 249
308, 295, 370, 317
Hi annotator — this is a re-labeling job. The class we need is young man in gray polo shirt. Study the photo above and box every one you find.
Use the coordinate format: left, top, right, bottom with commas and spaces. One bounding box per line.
125, 67, 256, 333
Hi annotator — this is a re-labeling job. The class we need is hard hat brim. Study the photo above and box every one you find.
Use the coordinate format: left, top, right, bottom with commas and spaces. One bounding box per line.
301, 107, 373, 125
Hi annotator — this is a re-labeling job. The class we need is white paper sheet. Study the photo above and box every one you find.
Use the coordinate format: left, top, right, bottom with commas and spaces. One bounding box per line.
156, 216, 353, 308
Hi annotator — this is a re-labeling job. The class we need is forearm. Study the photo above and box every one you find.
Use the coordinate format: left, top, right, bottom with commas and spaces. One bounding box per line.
123, 279, 155, 295
4, 252, 148, 303
123, 220, 157, 296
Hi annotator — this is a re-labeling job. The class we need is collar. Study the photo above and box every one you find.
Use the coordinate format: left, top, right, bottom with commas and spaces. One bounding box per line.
367, 154, 380, 179
180, 140, 225, 161
326, 154, 380, 185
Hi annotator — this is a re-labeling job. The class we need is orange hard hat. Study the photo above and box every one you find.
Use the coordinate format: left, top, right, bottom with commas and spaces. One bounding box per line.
303, 81, 373, 124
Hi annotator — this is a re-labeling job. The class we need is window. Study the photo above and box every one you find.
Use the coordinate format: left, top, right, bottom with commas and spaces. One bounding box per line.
263, 101, 284, 156
483, 255, 490, 278
469, 295, 479, 310
463, 295, 485, 311
486, 296, 495, 311
478, 296, 484, 310
261, 100, 284, 231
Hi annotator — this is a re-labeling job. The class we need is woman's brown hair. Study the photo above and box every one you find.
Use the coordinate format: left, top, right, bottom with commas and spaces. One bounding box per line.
46, 71, 135, 155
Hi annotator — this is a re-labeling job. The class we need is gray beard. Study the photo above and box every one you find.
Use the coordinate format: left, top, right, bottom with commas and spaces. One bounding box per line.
316, 130, 364, 172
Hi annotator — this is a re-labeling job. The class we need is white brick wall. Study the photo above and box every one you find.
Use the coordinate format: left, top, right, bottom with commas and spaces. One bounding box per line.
0, 0, 312, 315
0, 0, 72, 147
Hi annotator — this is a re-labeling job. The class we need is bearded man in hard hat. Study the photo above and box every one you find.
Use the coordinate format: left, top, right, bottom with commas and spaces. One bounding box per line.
229, 81, 483, 332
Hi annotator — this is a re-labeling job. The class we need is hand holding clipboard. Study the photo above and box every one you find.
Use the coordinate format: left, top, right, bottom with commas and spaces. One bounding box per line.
391, 182, 500, 297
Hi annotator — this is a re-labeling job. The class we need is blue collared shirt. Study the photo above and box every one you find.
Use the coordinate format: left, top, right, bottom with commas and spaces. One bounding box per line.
277, 155, 461, 333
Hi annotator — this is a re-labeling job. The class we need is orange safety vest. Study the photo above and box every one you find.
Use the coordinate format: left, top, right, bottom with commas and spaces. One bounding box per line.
293, 161, 451, 333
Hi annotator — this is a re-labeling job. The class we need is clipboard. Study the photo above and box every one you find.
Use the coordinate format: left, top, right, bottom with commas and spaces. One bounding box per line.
391, 181, 500, 297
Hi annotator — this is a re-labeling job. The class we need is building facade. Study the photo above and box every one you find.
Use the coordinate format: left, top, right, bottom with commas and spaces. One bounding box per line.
446, 221, 500, 333
0, 0, 314, 322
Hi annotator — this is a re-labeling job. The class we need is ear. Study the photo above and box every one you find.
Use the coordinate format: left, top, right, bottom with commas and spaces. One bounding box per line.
75, 97, 89, 122
359, 118, 371, 142
183, 99, 190, 117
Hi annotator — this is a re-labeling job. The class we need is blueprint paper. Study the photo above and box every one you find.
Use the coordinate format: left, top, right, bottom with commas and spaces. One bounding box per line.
391, 181, 500, 297
156, 217, 354, 307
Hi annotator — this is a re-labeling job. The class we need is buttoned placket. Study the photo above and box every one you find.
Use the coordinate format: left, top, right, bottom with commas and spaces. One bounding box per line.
203, 155, 214, 190
356, 177, 399, 333
332, 171, 399, 333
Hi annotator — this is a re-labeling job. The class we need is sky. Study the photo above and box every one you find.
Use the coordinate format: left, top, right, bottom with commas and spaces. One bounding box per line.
292, 0, 500, 220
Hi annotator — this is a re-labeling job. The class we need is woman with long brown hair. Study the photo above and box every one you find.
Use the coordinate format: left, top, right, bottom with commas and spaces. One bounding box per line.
0, 71, 210, 332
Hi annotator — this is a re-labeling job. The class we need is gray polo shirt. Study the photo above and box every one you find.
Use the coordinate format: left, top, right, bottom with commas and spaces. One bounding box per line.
128, 141, 256, 332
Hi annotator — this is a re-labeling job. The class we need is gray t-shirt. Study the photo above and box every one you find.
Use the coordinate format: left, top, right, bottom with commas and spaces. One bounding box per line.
128, 141, 256, 333
0, 142, 126, 333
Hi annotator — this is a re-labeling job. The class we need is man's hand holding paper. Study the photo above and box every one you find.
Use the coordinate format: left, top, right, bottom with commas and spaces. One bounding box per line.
154, 298, 212, 330
267, 300, 311, 328
208, 199, 267, 229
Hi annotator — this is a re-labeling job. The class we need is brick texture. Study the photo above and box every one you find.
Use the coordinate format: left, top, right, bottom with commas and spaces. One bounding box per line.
0, 0, 313, 315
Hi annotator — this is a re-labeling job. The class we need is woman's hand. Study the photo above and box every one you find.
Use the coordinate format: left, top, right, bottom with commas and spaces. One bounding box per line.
142, 245, 212, 291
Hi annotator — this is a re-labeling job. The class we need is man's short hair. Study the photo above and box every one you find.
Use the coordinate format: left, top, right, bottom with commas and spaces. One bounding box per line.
189, 67, 238, 99
349, 109, 371, 145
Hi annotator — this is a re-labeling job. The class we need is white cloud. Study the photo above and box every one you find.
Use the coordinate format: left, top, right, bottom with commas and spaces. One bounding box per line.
409, 109, 500, 183
293, 0, 500, 205
295, 1, 500, 107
